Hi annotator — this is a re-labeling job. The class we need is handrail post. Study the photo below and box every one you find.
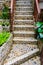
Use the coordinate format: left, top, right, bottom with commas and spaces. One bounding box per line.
34, 0, 41, 21
10, 0, 16, 32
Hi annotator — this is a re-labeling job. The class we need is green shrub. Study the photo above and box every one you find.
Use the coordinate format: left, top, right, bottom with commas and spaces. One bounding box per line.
0, 32, 10, 46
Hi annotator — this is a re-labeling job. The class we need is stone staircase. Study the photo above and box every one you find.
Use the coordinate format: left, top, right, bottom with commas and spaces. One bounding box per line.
3, 0, 41, 65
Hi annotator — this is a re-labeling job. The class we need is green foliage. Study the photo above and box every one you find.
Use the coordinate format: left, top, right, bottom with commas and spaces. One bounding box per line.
2, 4, 9, 19
36, 22, 43, 27
36, 22, 43, 33
0, 32, 10, 46
2, 12, 9, 19
0, 22, 2, 25
0, 11, 2, 19
0, 21, 9, 26
5, 22, 9, 26
35, 22, 43, 39
2, 22, 9, 26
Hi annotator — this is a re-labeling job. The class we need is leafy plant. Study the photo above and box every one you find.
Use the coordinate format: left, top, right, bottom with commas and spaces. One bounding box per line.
0, 32, 10, 46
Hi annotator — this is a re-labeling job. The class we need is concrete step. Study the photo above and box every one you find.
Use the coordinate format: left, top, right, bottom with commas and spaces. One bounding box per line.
4, 43, 39, 65
20, 56, 41, 65
15, 15, 33, 20
13, 37, 37, 44
15, 7, 33, 11
14, 20, 34, 25
14, 25, 35, 31
15, 11, 33, 15
13, 31, 35, 37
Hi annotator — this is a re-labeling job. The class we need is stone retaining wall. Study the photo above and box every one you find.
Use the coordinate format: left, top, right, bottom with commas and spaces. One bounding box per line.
0, 34, 13, 65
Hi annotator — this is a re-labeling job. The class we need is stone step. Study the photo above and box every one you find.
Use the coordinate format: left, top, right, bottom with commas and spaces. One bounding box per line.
6, 0, 10, 1
15, 15, 33, 20
0, 0, 10, 8
15, 10, 33, 12
4, 48, 39, 65
16, 4, 31, 6
14, 25, 34, 27
15, 11, 33, 15
0, 0, 10, 4
15, 6, 32, 8
16, 5, 32, 7
15, 7, 33, 11
16, 0, 31, 3
15, 11, 33, 12
13, 37, 37, 44
13, 31, 35, 37
14, 20, 34, 25
15, 15, 33, 17
0, 0, 10, 2
16, 0, 31, 2
0, 1, 4, 3
16, 2, 31, 5
20, 56, 41, 65
16, 0, 31, 1
14, 25, 34, 31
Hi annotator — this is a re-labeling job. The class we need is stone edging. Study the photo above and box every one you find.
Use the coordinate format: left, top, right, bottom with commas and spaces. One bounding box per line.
0, 34, 13, 65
